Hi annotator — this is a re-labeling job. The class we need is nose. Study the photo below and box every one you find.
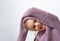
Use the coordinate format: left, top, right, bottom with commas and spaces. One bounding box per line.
34, 22, 39, 26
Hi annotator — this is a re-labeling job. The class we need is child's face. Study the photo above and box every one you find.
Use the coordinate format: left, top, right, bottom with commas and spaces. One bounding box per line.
24, 19, 46, 31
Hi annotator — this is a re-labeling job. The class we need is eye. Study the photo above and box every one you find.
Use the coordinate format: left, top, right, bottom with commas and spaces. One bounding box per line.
34, 20, 36, 22
33, 25, 35, 29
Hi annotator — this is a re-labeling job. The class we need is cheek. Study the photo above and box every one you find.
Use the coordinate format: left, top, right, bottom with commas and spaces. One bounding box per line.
42, 24, 46, 28
24, 19, 35, 30
26, 23, 34, 30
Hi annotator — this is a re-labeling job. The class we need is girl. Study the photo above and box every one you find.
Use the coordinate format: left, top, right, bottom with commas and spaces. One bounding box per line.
17, 7, 60, 41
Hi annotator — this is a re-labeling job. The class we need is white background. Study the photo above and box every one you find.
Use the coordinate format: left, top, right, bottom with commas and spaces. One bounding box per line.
0, 0, 60, 41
